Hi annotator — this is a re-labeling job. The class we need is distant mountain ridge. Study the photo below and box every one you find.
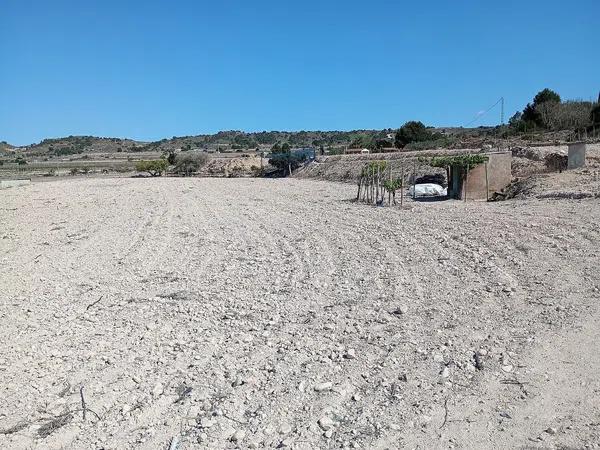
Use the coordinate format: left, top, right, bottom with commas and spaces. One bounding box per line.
7, 127, 500, 156
13, 130, 391, 156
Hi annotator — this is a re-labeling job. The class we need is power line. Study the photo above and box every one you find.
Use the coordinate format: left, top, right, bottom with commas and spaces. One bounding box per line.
464, 97, 504, 127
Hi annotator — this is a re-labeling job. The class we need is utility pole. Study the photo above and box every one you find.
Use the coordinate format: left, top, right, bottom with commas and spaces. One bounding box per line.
500, 97, 505, 125
260, 151, 264, 176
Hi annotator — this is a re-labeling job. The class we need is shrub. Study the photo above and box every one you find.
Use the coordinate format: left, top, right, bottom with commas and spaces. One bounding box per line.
591, 104, 600, 125
520, 88, 563, 129
162, 151, 176, 165
173, 152, 209, 176
422, 154, 489, 171
533, 88, 561, 105
135, 159, 168, 177
394, 121, 435, 148
536, 100, 593, 131
404, 137, 456, 151
52, 147, 83, 156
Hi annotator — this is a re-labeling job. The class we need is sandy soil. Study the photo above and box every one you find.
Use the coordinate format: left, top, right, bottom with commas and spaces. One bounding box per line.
1, 178, 599, 449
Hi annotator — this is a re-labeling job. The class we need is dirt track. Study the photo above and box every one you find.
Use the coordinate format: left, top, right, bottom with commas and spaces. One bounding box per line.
1, 178, 599, 449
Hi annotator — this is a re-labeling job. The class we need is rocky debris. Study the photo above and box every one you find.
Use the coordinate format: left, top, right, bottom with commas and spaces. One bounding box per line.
474, 351, 485, 370
230, 429, 246, 443
279, 423, 292, 435
314, 382, 333, 392
199, 418, 215, 429
344, 349, 356, 360
391, 305, 408, 316
152, 383, 164, 398
502, 365, 514, 373
318, 416, 335, 431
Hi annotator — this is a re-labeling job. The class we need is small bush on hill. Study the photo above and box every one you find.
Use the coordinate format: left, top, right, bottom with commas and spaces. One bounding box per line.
404, 136, 457, 151
52, 147, 83, 156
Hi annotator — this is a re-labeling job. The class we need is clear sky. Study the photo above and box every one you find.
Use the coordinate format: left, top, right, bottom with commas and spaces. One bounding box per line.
1, 0, 598, 146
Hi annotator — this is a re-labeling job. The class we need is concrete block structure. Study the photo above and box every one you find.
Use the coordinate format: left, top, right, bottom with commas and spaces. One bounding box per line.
447, 151, 512, 201
567, 142, 586, 169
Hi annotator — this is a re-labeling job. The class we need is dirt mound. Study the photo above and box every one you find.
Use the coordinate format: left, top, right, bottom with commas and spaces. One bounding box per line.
544, 152, 568, 172
199, 155, 262, 177
499, 168, 600, 200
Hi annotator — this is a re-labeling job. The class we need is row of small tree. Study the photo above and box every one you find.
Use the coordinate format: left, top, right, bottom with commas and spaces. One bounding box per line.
509, 88, 600, 133
356, 161, 405, 206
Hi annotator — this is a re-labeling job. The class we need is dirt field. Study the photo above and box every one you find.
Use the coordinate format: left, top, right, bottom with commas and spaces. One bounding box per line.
1, 178, 599, 449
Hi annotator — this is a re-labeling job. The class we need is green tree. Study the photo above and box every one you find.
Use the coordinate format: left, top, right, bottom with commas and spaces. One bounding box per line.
135, 159, 168, 177
163, 151, 176, 165
521, 88, 561, 127
394, 121, 432, 148
173, 152, 209, 176
533, 88, 561, 106
374, 139, 392, 149
591, 104, 600, 125
268, 144, 305, 176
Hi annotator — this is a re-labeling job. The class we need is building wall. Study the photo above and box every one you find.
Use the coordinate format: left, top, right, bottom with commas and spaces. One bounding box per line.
567, 142, 586, 169
462, 151, 512, 200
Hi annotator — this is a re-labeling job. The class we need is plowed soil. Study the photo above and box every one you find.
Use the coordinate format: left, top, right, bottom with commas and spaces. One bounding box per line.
1, 178, 599, 449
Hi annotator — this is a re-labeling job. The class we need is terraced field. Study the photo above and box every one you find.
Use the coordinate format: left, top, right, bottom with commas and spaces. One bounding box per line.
1, 178, 599, 449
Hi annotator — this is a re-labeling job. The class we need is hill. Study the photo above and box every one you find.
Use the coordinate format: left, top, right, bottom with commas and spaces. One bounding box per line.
0, 141, 16, 154
9, 127, 505, 158
19, 136, 147, 157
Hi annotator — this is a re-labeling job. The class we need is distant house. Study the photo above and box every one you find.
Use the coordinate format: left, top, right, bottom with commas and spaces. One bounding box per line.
345, 148, 368, 154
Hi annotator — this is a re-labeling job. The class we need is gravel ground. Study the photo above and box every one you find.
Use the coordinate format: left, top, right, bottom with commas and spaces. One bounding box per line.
1, 177, 599, 449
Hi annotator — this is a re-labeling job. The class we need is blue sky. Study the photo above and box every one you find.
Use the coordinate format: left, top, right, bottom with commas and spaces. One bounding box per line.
1, 0, 598, 146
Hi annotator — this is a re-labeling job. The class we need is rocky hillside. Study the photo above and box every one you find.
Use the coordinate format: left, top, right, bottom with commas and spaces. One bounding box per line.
6, 127, 596, 161
20, 136, 146, 157
0, 141, 15, 154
